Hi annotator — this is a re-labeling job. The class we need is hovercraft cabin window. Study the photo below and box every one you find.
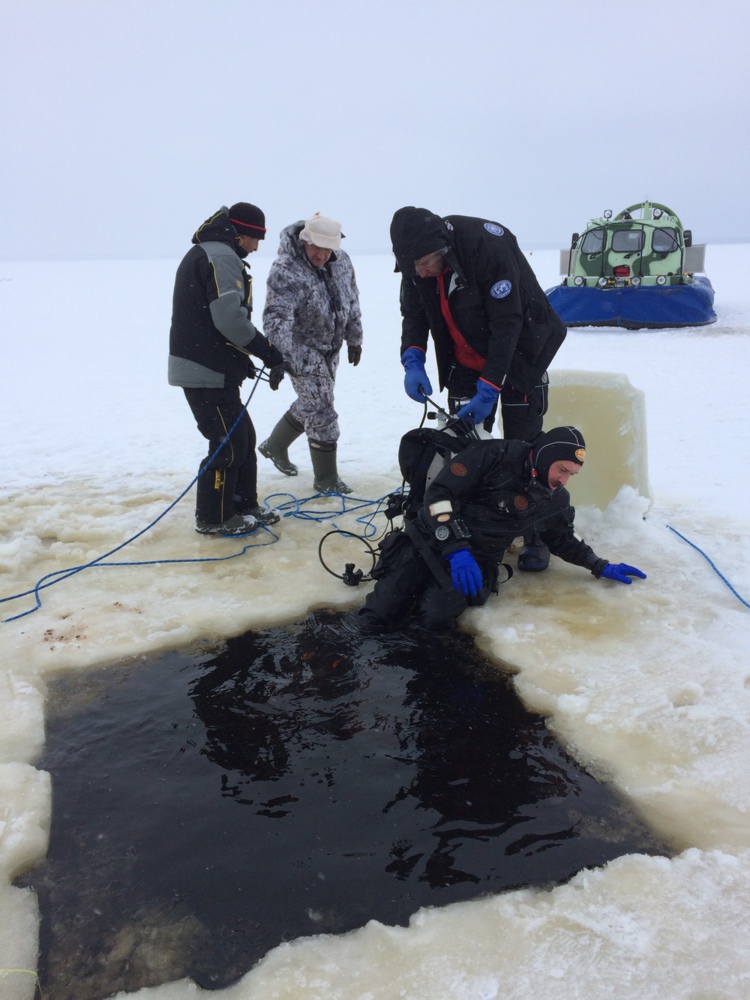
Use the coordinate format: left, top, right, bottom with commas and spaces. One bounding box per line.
651, 228, 679, 254
581, 228, 606, 254
611, 229, 644, 253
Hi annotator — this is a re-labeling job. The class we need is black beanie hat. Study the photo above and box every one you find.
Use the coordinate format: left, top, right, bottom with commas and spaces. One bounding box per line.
390, 206, 449, 276
228, 202, 267, 239
531, 426, 586, 487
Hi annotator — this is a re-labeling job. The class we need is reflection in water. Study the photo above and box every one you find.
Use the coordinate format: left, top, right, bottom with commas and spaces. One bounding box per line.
20, 611, 668, 997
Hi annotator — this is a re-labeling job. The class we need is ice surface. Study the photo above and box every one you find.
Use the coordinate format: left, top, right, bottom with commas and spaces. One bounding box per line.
1, 249, 750, 998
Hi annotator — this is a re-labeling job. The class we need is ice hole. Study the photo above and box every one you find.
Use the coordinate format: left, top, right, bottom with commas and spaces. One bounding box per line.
17, 610, 668, 997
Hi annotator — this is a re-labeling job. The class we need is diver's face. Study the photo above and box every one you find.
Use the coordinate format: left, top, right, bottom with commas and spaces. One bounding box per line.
547, 460, 581, 490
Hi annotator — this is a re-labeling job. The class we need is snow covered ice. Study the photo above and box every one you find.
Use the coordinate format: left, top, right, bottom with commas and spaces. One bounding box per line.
1, 246, 750, 999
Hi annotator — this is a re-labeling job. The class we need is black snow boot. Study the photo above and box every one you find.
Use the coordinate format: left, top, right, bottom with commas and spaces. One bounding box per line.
310, 442, 353, 495
259, 413, 302, 476
234, 502, 281, 526
196, 513, 257, 536
518, 531, 550, 572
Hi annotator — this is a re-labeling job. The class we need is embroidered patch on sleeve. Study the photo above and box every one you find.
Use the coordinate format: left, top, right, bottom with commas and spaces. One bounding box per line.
490, 279, 512, 299
450, 462, 468, 477
484, 223, 505, 236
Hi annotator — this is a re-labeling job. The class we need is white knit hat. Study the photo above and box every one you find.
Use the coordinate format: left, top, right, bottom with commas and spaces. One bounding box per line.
299, 212, 344, 249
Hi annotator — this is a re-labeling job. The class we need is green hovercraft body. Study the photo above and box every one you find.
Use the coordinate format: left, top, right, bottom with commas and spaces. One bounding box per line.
546, 201, 716, 329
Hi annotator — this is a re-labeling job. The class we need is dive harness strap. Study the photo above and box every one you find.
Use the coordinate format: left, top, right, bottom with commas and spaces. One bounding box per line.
402, 520, 455, 594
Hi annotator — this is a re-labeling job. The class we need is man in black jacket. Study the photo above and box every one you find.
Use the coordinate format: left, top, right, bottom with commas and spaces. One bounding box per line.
391, 206, 566, 443
358, 426, 646, 633
169, 203, 285, 535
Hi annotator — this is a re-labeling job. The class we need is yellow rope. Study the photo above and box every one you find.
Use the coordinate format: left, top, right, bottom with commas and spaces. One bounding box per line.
0, 968, 43, 998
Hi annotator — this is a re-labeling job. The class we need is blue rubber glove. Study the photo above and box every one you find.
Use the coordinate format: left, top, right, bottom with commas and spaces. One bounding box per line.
446, 548, 483, 596
401, 347, 433, 402
600, 562, 647, 585
455, 380, 500, 425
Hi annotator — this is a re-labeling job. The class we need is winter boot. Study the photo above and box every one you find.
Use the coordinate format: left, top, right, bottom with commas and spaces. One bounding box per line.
196, 513, 257, 536
310, 442, 353, 495
235, 502, 281, 526
259, 413, 302, 476
518, 531, 550, 572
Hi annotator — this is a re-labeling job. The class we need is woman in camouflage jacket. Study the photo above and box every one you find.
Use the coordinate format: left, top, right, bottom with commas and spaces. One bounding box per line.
260, 214, 363, 495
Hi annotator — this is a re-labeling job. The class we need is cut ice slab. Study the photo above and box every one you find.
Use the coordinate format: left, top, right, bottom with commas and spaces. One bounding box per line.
546, 369, 650, 512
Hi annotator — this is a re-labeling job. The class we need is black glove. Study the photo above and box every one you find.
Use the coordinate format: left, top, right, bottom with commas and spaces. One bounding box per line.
246, 357, 258, 380
348, 344, 362, 366
268, 363, 285, 391
249, 333, 284, 369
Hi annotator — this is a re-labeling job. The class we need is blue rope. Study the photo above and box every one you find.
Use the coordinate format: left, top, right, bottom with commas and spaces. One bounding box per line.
1, 386, 398, 624
1, 378, 269, 623
1, 527, 281, 623
667, 524, 750, 610
269, 489, 396, 537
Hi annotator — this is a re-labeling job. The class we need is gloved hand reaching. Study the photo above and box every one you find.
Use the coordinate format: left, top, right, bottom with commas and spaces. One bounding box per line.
348, 344, 362, 366
250, 333, 284, 369
246, 358, 257, 380
268, 363, 285, 391
600, 563, 647, 585
456, 380, 500, 425
446, 548, 483, 596
401, 347, 433, 402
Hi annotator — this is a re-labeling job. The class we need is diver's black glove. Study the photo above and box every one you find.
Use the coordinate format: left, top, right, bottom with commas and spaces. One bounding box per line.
246, 358, 257, 380
348, 344, 362, 366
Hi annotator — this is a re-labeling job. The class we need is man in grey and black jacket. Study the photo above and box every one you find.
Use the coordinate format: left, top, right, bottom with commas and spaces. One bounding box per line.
169, 203, 285, 535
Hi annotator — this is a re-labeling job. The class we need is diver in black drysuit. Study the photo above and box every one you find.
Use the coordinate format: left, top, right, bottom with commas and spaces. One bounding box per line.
358, 426, 645, 633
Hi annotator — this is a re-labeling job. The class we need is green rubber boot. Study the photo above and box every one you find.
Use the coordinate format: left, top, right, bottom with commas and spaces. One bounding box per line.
309, 443, 353, 495
259, 413, 302, 476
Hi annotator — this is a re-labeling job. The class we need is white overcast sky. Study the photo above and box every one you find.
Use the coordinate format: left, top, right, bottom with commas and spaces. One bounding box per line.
2, 0, 749, 260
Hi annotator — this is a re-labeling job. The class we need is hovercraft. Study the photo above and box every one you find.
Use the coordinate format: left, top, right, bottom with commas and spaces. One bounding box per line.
545, 201, 716, 329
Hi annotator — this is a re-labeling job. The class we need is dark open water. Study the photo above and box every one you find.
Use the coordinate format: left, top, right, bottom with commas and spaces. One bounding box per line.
18, 610, 668, 998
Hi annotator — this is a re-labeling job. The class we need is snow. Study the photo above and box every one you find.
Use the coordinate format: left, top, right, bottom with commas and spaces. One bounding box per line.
1, 246, 750, 999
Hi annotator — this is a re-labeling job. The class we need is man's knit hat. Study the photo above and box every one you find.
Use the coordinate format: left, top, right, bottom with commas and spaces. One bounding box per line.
228, 202, 266, 239
531, 426, 586, 487
299, 213, 344, 250
390, 206, 450, 276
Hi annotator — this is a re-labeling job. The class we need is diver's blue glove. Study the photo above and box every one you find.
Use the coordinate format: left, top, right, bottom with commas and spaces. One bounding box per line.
446, 548, 483, 596
456, 379, 500, 425
401, 347, 433, 402
600, 562, 647, 585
